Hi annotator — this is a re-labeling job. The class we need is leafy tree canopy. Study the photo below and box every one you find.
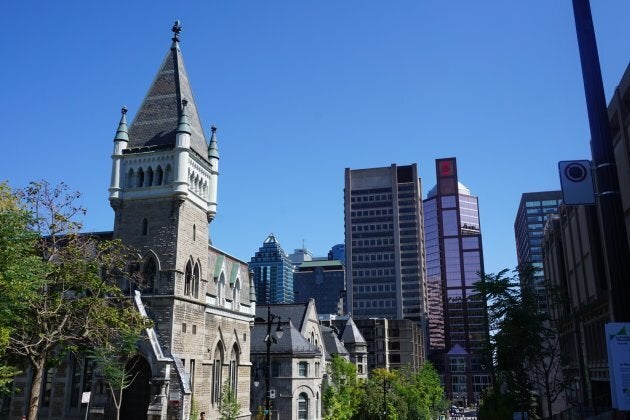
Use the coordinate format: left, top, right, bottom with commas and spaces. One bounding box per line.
1, 181, 149, 420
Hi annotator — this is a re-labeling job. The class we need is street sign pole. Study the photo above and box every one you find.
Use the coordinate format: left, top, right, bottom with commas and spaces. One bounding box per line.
572, 0, 630, 324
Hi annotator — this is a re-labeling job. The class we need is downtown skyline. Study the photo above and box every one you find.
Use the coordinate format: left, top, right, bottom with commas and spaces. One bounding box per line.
1, 1, 629, 275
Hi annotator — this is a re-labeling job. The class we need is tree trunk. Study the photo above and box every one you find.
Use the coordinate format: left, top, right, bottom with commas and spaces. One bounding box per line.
27, 358, 46, 420
116, 387, 123, 420
546, 381, 553, 420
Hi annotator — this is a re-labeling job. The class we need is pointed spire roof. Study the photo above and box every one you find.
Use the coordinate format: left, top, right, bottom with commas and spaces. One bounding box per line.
447, 343, 469, 356
208, 125, 219, 159
341, 317, 367, 345
177, 99, 191, 134
127, 21, 208, 160
321, 325, 350, 359
114, 106, 129, 142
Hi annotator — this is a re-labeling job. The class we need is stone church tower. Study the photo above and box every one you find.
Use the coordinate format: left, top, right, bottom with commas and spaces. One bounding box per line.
106, 22, 255, 420
2, 22, 254, 420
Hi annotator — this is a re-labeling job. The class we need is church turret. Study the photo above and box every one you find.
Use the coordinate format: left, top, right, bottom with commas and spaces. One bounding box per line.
108, 106, 128, 206
103, 22, 254, 420
173, 99, 191, 199
207, 125, 219, 220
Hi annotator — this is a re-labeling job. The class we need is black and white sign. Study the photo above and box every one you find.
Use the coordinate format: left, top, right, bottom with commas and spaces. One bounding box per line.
558, 160, 595, 205
81, 391, 91, 404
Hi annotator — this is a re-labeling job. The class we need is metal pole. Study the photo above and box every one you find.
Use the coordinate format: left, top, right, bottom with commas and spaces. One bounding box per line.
572, 0, 630, 323
265, 305, 272, 420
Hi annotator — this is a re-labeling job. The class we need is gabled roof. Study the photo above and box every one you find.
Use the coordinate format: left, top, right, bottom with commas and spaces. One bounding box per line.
127, 23, 208, 161
321, 325, 349, 358
341, 317, 367, 345
255, 303, 309, 331
250, 319, 321, 356
447, 343, 469, 356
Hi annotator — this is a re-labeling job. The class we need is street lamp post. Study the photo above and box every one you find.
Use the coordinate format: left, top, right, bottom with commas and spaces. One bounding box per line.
263, 306, 283, 420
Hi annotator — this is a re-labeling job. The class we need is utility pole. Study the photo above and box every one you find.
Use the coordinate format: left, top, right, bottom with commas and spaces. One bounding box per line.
571, 0, 630, 323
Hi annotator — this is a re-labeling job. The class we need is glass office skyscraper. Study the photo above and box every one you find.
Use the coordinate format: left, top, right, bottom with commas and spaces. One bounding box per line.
249, 233, 294, 304
423, 158, 491, 404
514, 191, 562, 309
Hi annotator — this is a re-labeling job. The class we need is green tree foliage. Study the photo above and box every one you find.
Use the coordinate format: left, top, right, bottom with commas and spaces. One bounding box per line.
322, 355, 362, 420
356, 364, 446, 420
2, 181, 148, 420
0, 182, 47, 393
477, 388, 517, 420
476, 266, 571, 420
89, 330, 147, 420
219, 381, 241, 420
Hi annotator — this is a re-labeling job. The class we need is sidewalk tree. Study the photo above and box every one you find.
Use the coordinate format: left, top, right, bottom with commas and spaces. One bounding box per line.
89, 330, 147, 420
476, 266, 571, 419
219, 380, 241, 420
4, 181, 148, 420
0, 183, 47, 393
322, 354, 361, 420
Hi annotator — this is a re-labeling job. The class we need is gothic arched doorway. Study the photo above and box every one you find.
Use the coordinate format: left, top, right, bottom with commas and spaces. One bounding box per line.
120, 355, 152, 420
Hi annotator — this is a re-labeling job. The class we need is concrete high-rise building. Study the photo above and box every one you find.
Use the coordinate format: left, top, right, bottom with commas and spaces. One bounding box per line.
321, 315, 424, 373
514, 191, 562, 308
423, 157, 491, 405
344, 164, 428, 328
288, 247, 313, 270
250, 233, 294, 304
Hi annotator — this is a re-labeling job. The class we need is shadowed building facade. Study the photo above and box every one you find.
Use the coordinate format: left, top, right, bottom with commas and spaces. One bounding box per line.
293, 259, 346, 315
514, 191, 562, 310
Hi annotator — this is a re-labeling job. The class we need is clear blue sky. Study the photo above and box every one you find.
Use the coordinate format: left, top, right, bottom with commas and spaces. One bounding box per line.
1, 1, 629, 275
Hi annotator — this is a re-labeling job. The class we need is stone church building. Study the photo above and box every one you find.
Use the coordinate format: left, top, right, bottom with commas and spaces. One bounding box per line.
4, 22, 255, 420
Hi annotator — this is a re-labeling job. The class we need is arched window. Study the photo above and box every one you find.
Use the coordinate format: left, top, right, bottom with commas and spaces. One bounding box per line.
142, 218, 148, 236
193, 224, 196, 242
155, 166, 163, 186
232, 279, 240, 311
193, 262, 200, 299
217, 273, 226, 307
136, 168, 145, 188
298, 362, 308, 377
146, 167, 154, 186
127, 169, 135, 188
164, 165, 172, 185
143, 257, 157, 292
212, 343, 224, 406
185, 260, 193, 296
297, 393, 309, 420
229, 345, 239, 392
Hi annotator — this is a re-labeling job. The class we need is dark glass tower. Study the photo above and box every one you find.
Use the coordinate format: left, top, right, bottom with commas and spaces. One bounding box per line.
514, 191, 562, 309
423, 158, 491, 405
249, 233, 294, 304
